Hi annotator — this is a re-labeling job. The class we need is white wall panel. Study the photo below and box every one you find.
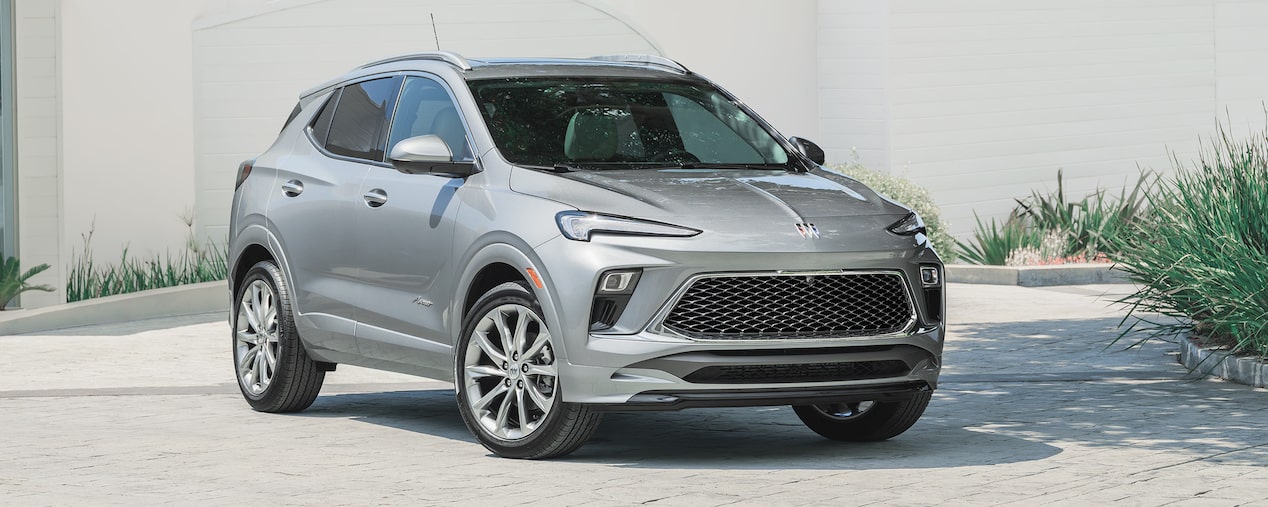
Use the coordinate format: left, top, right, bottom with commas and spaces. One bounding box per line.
14, 0, 62, 307
1215, 0, 1268, 133
58, 0, 202, 265
824, 0, 1220, 238
818, 0, 890, 169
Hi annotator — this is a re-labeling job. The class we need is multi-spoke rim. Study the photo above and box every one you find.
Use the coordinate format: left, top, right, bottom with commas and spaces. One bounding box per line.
813, 401, 876, 421
235, 280, 279, 396
463, 303, 557, 441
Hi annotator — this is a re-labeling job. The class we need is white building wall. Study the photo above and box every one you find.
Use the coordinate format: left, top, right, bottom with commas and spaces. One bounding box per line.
819, 0, 1251, 238
14, 0, 62, 307
1215, 0, 1268, 132
190, 0, 660, 241
13, 0, 1268, 310
817, 0, 890, 170
889, 0, 1214, 236
59, 0, 202, 259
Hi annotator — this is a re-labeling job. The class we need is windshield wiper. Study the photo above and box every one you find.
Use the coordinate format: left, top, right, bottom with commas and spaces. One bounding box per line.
673, 162, 792, 171
521, 163, 590, 173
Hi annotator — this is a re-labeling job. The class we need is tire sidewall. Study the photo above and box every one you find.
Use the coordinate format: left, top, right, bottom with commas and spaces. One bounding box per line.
454, 282, 569, 456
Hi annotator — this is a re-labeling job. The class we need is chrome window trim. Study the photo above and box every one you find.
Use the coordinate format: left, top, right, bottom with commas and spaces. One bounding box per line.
643, 270, 919, 343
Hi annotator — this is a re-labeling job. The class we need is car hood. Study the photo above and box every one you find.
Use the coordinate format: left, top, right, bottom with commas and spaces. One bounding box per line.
509, 167, 911, 221
508, 167, 920, 251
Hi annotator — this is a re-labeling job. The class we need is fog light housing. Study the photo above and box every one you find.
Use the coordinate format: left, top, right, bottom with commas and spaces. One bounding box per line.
590, 269, 642, 331
920, 266, 940, 287
599, 271, 639, 294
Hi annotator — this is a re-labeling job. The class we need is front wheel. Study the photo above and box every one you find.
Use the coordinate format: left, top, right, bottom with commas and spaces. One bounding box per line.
793, 391, 932, 441
455, 281, 601, 459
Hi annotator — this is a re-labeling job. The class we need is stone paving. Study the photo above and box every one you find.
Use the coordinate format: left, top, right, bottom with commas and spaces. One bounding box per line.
2, 283, 1266, 505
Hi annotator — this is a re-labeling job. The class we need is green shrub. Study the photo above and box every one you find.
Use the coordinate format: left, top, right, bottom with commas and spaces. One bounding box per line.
1013, 169, 1154, 259
954, 213, 1044, 266
829, 162, 955, 260
1114, 128, 1268, 358
66, 224, 228, 303
0, 256, 55, 309
956, 170, 1153, 265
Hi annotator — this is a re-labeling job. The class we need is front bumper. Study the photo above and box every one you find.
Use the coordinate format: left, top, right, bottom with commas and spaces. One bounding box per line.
558, 325, 942, 405
586, 381, 933, 412
529, 231, 945, 407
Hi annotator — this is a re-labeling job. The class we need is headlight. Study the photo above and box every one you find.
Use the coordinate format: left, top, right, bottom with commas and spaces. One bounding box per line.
887, 212, 926, 236
556, 211, 701, 242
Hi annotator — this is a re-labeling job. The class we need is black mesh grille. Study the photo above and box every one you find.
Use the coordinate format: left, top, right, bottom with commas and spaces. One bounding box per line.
662, 273, 914, 339
683, 360, 910, 384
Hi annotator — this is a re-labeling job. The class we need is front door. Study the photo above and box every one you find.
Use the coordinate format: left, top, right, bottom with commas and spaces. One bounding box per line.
351, 75, 473, 376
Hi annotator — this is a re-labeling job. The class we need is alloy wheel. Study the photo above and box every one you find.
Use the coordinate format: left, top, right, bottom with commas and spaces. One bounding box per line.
463, 303, 558, 440
235, 279, 279, 396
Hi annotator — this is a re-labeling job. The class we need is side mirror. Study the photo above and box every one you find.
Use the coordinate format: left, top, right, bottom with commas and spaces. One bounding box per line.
789, 137, 825, 165
389, 135, 477, 178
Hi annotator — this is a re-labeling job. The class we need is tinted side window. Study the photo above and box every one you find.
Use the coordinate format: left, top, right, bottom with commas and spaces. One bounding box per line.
326, 76, 402, 161
388, 76, 473, 161
309, 89, 341, 147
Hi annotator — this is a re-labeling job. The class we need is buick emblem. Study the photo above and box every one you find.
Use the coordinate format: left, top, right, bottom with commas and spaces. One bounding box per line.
795, 223, 820, 239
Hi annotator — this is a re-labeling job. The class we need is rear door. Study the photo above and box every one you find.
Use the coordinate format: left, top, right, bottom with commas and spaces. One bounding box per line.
268, 76, 400, 355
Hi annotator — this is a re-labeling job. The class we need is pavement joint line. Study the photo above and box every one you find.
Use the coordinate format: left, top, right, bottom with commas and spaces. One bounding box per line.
0, 382, 443, 398
1127, 442, 1268, 476
940, 371, 1189, 383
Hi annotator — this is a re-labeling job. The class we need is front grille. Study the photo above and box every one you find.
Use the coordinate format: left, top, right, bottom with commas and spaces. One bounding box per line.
683, 360, 911, 384
661, 272, 914, 340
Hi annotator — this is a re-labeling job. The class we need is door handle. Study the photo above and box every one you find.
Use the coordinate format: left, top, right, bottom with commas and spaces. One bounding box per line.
281, 180, 304, 197
363, 188, 388, 208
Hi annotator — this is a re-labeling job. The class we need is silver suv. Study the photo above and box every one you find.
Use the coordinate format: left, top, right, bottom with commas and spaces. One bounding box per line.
228, 52, 945, 459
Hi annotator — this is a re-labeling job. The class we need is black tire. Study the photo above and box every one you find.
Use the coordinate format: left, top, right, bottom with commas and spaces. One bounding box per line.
232, 260, 325, 413
455, 281, 602, 459
793, 391, 932, 442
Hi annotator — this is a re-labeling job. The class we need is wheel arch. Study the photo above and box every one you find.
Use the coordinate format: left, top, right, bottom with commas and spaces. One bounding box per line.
452, 239, 570, 362
232, 243, 274, 298
463, 262, 529, 319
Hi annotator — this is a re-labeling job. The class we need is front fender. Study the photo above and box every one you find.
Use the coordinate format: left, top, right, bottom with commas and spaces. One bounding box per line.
451, 236, 572, 365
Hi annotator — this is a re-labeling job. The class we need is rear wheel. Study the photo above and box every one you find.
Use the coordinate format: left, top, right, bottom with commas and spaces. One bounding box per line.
455, 281, 601, 459
793, 392, 932, 441
232, 260, 325, 413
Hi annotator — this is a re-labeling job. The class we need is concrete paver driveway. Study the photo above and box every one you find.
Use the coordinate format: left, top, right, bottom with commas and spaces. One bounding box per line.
2, 283, 1266, 505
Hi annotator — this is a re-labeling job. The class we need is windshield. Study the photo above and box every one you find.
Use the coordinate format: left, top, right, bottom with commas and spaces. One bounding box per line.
468, 78, 790, 169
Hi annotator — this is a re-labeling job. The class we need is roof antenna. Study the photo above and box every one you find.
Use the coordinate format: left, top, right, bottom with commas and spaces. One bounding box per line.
430, 13, 441, 51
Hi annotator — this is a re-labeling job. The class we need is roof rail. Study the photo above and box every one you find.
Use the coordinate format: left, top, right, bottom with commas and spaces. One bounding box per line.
356, 51, 472, 71
589, 54, 689, 74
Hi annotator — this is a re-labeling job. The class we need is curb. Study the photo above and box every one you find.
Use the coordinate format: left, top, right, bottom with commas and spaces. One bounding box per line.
0, 281, 228, 335
1178, 335, 1268, 388
946, 263, 1129, 287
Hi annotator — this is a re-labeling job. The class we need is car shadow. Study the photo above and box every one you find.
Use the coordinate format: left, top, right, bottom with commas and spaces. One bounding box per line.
296, 389, 1062, 470
290, 315, 1268, 470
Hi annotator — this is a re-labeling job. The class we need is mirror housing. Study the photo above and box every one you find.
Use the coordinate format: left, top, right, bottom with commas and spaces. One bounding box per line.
789, 137, 825, 165
389, 135, 477, 178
